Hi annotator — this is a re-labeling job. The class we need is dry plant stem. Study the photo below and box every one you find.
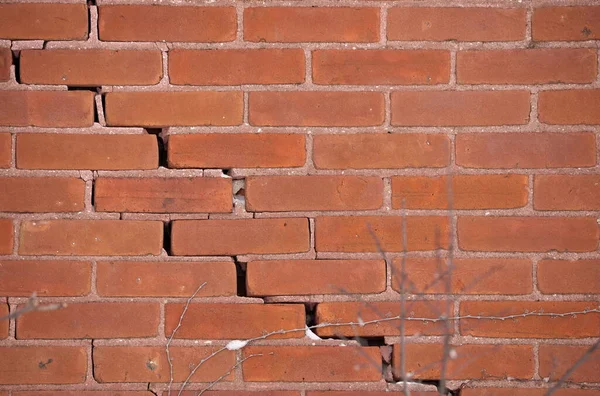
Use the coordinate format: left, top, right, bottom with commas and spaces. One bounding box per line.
167, 282, 207, 396
0, 292, 66, 321
196, 353, 269, 396
545, 338, 600, 396
399, 202, 410, 396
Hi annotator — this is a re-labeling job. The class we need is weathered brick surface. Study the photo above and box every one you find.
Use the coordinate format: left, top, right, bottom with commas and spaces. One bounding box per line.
2, 2, 600, 393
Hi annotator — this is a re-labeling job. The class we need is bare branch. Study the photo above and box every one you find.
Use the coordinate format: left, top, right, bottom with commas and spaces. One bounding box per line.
0, 292, 66, 321
546, 338, 600, 396
196, 352, 270, 396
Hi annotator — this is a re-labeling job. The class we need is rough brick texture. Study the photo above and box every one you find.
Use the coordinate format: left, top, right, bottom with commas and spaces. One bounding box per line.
1, 1, 599, 395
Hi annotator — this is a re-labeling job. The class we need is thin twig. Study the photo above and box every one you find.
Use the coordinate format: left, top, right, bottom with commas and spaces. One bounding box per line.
399, 200, 410, 396
0, 292, 66, 321
196, 353, 269, 396
167, 282, 207, 396
546, 338, 600, 396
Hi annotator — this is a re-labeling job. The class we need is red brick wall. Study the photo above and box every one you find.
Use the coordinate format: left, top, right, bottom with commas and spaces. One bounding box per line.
0, 0, 599, 394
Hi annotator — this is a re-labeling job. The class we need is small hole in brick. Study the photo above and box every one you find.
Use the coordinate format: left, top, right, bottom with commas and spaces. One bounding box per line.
163, 222, 172, 255
146, 129, 168, 168
67, 86, 98, 91
304, 302, 318, 328
12, 50, 20, 83
234, 258, 247, 297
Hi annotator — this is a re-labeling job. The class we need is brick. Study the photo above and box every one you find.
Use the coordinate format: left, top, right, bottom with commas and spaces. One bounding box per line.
250, 91, 384, 127
0, 346, 87, 384
456, 132, 596, 169
165, 303, 304, 339
391, 90, 530, 126
388, 7, 526, 42
17, 134, 158, 170
105, 91, 243, 127
0, 260, 91, 296
0, 91, 94, 127
95, 177, 232, 213
94, 346, 234, 383
392, 344, 534, 380
17, 302, 159, 339
308, 393, 431, 396
391, 174, 528, 209
458, 216, 599, 252
391, 258, 533, 295
316, 216, 450, 252
170, 49, 305, 85
460, 301, 600, 338
457, 48, 597, 84
539, 89, 600, 125
0, 133, 10, 168
20, 50, 163, 86
242, 346, 382, 382
173, 393, 298, 396
0, 4, 87, 40
97, 261, 236, 297
15, 393, 154, 396
0, 177, 84, 212
313, 50, 450, 85
539, 345, 600, 382
246, 176, 383, 211
0, 219, 13, 254
244, 7, 379, 43
533, 6, 600, 41
0, 304, 7, 338
19, 220, 163, 256
538, 259, 600, 294
462, 389, 598, 396
171, 218, 309, 256
99, 5, 236, 42
534, 174, 600, 210
316, 301, 451, 337
0, 48, 11, 81
313, 133, 450, 169
168, 133, 305, 169
246, 259, 386, 296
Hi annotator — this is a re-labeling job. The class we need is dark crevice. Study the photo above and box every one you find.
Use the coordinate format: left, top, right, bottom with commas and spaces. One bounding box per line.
364, 336, 386, 347
90, 179, 96, 207
146, 129, 168, 168
90, 340, 97, 382
162, 222, 172, 255
233, 257, 247, 297
11, 50, 20, 83
67, 86, 98, 91
304, 302, 318, 328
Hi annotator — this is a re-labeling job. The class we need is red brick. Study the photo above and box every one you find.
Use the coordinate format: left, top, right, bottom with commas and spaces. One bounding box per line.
17, 302, 159, 339
313, 50, 450, 85
15, 392, 154, 396
17, 133, 158, 170
97, 261, 236, 297
533, 6, 600, 41
246, 259, 386, 296
316, 301, 451, 337
457, 48, 597, 84
460, 301, 600, 338
20, 50, 162, 86
171, 218, 309, 256
0, 177, 84, 212
246, 176, 383, 211
168, 133, 306, 169
0, 133, 11, 168
462, 389, 598, 396
391, 90, 530, 126
0, 304, 7, 338
93, 346, 234, 383
0, 48, 11, 81
316, 216, 450, 252
244, 7, 379, 43
534, 174, 600, 210
95, 177, 232, 213
0, 91, 94, 127
539, 89, 600, 125
242, 346, 382, 382
165, 303, 304, 339
539, 345, 600, 382
313, 133, 450, 169
0, 346, 87, 384
458, 216, 599, 252
391, 258, 533, 295
0, 4, 87, 40
456, 132, 596, 169
250, 91, 384, 127
19, 220, 163, 256
393, 344, 534, 380
538, 259, 600, 294
105, 91, 243, 127
0, 219, 13, 254
0, 260, 91, 296
170, 49, 305, 85
388, 7, 526, 42
308, 393, 430, 396
392, 174, 528, 209
99, 5, 236, 42
173, 393, 298, 396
